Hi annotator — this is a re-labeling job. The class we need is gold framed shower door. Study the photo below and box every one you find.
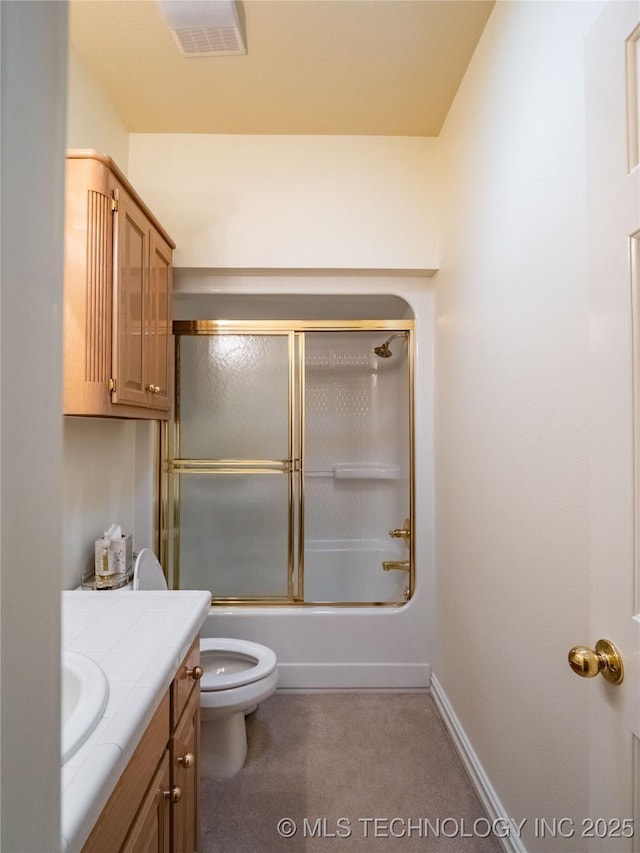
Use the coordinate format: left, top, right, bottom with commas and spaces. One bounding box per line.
162, 319, 415, 607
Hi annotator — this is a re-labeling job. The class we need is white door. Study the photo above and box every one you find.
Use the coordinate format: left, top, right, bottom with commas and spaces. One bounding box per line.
585, 2, 640, 850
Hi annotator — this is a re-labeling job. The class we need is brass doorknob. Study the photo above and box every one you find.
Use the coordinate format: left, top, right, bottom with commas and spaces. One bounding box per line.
567, 639, 624, 685
186, 664, 203, 681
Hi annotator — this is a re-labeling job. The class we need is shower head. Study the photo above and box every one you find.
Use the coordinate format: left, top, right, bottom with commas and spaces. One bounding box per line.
373, 341, 393, 358
373, 332, 408, 359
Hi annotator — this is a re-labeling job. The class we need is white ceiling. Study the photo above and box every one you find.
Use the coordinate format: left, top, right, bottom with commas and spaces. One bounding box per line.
69, 0, 495, 137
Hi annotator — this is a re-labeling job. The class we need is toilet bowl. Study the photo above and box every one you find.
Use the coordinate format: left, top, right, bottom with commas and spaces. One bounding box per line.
133, 549, 278, 778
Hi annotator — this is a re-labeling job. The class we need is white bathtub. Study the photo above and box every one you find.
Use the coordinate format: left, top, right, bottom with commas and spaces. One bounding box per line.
303, 538, 408, 603
177, 276, 435, 691
201, 537, 430, 690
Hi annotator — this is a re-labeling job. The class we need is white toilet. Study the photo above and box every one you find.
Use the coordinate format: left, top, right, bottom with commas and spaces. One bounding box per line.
133, 549, 278, 779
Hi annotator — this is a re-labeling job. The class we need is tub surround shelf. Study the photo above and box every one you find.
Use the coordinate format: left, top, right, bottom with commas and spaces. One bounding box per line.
333, 464, 400, 480
305, 464, 400, 480
61, 589, 210, 853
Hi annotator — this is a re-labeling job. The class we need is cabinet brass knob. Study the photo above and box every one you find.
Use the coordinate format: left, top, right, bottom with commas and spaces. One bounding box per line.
567, 639, 624, 685
177, 752, 195, 769
186, 665, 203, 681
164, 786, 183, 803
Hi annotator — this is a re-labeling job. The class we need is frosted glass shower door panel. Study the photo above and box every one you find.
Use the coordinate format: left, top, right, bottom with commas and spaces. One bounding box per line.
178, 473, 291, 599
304, 331, 411, 603
178, 334, 290, 460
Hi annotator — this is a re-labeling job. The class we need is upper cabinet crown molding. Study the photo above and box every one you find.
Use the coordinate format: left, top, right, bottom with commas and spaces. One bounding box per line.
67, 150, 175, 249
64, 150, 174, 419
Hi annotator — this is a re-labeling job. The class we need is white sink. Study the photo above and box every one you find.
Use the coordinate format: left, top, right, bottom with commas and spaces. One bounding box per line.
61, 651, 109, 764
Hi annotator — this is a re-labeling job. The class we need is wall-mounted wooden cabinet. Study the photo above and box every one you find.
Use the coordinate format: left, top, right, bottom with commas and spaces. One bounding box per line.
64, 151, 175, 418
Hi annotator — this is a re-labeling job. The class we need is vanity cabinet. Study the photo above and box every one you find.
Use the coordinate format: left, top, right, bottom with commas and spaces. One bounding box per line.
123, 752, 171, 853
64, 150, 175, 419
82, 639, 201, 853
170, 679, 200, 853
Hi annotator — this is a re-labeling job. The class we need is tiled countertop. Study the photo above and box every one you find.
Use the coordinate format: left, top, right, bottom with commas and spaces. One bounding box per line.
61, 589, 211, 853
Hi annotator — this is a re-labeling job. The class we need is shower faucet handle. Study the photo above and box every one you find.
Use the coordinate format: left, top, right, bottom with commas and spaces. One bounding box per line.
388, 519, 411, 541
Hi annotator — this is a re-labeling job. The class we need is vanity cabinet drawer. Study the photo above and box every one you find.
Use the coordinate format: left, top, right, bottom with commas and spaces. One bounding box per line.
171, 638, 201, 726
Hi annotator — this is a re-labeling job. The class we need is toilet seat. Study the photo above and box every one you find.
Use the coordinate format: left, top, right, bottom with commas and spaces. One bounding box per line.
133, 548, 279, 778
199, 638, 277, 691
133, 548, 168, 590
133, 550, 278, 691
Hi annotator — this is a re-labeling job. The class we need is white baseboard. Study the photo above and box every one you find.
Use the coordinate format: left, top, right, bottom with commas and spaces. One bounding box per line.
430, 675, 528, 853
276, 662, 430, 690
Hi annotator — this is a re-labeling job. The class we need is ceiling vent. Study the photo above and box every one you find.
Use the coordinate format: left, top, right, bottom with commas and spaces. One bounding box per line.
160, 0, 246, 57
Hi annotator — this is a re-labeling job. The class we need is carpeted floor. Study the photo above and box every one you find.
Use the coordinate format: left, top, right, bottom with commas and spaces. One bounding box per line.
199, 693, 502, 852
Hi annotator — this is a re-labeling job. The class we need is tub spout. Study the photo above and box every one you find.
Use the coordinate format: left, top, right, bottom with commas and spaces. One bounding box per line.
382, 560, 410, 572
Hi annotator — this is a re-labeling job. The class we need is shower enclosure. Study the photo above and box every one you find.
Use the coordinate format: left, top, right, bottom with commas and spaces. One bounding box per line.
164, 320, 414, 606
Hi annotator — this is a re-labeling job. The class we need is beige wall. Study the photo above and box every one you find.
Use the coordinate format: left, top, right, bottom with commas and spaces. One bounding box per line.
64, 87, 440, 582
62, 418, 156, 590
63, 47, 156, 588
435, 1, 603, 847
64, 8, 617, 843
67, 46, 129, 172
128, 134, 438, 270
